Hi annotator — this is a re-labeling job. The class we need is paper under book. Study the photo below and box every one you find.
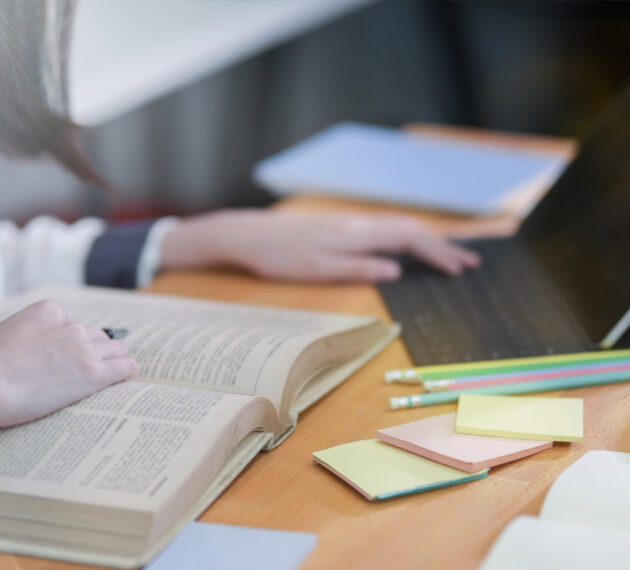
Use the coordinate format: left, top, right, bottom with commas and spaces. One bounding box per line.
480, 450, 630, 570
0, 286, 398, 568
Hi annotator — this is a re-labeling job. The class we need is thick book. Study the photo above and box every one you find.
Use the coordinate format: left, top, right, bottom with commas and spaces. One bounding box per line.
0, 286, 399, 568
480, 450, 630, 570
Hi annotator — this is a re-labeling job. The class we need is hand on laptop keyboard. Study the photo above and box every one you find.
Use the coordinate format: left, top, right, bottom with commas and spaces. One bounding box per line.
161, 210, 481, 283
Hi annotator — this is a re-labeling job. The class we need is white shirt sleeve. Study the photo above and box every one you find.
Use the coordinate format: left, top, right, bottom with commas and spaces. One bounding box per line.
135, 216, 179, 288
0, 216, 105, 298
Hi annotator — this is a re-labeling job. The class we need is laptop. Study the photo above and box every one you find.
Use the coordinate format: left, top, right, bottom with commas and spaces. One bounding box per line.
379, 87, 630, 365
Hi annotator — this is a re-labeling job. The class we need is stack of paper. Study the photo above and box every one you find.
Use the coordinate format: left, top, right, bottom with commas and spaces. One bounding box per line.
314, 394, 583, 501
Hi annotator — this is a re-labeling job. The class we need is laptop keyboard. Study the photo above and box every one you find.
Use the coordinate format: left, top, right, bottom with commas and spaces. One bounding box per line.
379, 239, 590, 365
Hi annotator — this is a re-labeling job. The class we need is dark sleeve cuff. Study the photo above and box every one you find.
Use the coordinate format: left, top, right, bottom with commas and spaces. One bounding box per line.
85, 220, 156, 289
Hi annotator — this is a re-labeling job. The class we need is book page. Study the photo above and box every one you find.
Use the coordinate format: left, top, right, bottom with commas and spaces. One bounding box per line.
540, 450, 630, 533
480, 515, 630, 570
1, 286, 377, 416
0, 381, 276, 521
287, 321, 399, 414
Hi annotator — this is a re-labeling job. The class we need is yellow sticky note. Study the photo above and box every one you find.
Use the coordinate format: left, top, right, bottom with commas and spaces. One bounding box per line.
313, 439, 487, 501
456, 394, 583, 442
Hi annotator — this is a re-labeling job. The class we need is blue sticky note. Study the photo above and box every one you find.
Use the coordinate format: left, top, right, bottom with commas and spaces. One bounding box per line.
146, 522, 317, 570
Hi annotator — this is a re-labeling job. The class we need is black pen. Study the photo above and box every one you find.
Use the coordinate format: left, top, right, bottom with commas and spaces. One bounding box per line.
102, 328, 129, 340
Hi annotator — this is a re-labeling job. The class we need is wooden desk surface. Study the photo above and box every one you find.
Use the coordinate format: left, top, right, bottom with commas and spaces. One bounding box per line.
7, 127, 629, 570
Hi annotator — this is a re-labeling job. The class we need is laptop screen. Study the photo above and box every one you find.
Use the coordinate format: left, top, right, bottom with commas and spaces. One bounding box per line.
520, 87, 630, 345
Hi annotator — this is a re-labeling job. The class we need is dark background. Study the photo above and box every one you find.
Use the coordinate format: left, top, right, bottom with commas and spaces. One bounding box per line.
76, 1, 630, 220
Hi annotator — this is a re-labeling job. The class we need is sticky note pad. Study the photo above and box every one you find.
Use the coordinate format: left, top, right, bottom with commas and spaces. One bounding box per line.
313, 439, 487, 501
456, 394, 583, 442
377, 412, 552, 473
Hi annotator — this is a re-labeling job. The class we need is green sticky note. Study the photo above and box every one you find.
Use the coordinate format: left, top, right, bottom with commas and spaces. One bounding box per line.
456, 394, 583, 442
313, 439, 487, 501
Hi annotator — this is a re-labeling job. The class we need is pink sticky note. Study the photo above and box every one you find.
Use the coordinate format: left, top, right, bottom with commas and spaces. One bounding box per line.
376, 412, 552, 473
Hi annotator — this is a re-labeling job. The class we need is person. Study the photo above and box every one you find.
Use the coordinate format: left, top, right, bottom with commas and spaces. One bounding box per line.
0, 0, 479, 428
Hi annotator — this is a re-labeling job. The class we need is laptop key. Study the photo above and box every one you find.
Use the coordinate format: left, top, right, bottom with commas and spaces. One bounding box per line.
379, 240, 589, 365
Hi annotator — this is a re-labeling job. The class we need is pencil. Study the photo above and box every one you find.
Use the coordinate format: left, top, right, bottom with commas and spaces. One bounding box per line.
384, 349, 630, 383
388, 368, 630, 409
423, 360, 630, 392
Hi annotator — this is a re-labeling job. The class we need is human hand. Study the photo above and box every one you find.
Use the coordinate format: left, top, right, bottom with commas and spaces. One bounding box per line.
160, 209, 480, 282
0, 300, 137, 427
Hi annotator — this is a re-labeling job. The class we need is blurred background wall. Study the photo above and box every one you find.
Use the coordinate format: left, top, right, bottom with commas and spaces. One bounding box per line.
2, 0, 630, 222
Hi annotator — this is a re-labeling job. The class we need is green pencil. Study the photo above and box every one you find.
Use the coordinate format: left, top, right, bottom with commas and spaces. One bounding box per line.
388, 368, 630, 409
384, 349, 630, 383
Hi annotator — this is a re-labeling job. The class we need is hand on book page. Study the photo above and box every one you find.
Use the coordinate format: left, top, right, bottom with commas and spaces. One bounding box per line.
0, 300, 137, 427
0, 287, 395, 567
160, 209, 480, 282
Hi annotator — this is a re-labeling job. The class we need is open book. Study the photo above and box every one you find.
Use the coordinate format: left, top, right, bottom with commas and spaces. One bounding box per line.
0, 286, 398, 568
480, 450, 630, 570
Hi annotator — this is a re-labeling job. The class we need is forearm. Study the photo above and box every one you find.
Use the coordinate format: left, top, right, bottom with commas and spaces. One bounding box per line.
159, 210, 259, 271
157, 209, 480, 283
